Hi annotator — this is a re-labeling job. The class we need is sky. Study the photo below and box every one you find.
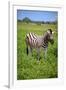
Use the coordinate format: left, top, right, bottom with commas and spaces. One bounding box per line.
17, 10, 58, 22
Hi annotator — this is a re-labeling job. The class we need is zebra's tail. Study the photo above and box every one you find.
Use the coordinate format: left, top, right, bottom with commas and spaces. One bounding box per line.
25, 34, 29, 55
26, 46, 29, 55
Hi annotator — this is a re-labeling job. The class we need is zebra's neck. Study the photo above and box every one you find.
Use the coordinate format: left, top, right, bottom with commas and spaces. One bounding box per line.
44, 32, 49, 42
42, 33, 49, 48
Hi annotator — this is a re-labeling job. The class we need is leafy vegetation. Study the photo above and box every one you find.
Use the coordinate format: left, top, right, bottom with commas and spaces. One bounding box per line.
17, 21, 58, 80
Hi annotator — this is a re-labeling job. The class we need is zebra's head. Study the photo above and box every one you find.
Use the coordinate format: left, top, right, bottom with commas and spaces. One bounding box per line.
47, 29, 54, 44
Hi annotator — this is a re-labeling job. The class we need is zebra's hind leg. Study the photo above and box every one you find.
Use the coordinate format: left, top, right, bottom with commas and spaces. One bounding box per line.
26, 46, 33, 56
29, 46, 33, 56
44, 48, 47, 60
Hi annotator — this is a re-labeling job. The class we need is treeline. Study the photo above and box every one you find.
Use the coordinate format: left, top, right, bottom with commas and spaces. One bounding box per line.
18, 17, 57, 24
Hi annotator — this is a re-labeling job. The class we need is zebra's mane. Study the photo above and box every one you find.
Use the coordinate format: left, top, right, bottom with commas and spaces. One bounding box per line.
42, 30, 51, 43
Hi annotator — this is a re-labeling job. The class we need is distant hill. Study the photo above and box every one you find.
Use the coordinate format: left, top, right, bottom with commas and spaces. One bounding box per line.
22, 17, 32, 23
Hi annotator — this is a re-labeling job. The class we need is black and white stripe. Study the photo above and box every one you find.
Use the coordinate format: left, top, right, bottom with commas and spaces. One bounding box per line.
26, 32, 38, 47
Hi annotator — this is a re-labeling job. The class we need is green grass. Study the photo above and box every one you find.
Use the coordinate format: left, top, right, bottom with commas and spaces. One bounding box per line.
17, 22, 58, 80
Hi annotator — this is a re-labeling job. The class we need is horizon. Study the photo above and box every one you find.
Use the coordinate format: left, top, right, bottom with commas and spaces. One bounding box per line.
17, 10, 58, 22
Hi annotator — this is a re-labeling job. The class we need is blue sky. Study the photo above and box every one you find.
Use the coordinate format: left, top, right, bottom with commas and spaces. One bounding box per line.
17, 10, 58, 22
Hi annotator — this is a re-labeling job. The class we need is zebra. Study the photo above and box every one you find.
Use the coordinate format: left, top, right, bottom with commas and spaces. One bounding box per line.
25, 29, 54, 60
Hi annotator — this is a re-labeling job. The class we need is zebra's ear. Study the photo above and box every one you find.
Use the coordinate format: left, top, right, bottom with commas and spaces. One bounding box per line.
52, 31, 54, 34
47, 30, 50, 34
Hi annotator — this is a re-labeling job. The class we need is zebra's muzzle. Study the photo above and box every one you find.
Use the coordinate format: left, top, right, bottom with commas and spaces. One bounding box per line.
50, 39, 54, 44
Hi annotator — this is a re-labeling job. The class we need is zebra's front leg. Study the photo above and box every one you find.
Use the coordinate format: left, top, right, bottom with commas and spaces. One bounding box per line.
44, 47, 47, 59
37, 48, 40, 60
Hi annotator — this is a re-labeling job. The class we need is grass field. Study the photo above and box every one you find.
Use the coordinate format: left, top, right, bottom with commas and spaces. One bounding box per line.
17, 22, 58, 80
